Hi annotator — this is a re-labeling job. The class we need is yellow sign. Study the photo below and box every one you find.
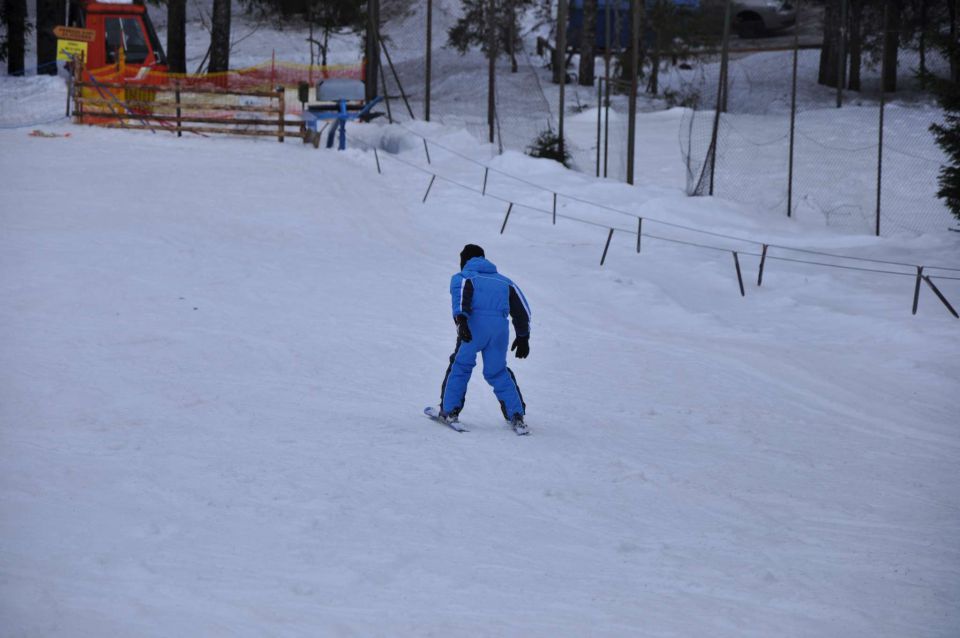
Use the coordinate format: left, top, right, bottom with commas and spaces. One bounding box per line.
53, 26, 96, 43
57, 39, 88, 62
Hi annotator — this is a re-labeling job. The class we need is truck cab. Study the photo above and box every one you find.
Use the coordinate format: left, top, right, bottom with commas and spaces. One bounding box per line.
68, 0, 167, 71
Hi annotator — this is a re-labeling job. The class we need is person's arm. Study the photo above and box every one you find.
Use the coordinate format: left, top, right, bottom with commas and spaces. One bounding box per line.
508, 284, 531, 337
451, 275, 474, 320
450, 275, 475, 342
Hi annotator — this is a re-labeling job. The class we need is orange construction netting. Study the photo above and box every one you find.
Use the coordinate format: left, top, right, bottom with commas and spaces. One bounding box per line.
87, 58, 364, 92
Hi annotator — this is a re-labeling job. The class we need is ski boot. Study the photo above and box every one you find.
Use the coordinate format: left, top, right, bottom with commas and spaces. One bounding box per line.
510, 414, 529, 436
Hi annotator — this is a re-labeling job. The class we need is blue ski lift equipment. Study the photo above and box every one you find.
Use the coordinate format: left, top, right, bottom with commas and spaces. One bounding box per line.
301, 79, 383, 150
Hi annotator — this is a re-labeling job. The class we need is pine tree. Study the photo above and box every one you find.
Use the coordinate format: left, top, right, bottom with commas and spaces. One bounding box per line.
447, 0, 533, 72
240, 0, 364, 67
930, 75, 960, 221
526, 128, 571, 167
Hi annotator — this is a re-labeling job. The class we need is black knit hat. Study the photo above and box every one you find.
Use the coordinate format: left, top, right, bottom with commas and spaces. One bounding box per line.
460, 244, 485, 269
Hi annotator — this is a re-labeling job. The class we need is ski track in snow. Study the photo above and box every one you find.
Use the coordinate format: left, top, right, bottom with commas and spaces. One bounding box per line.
2, 74, 960, 636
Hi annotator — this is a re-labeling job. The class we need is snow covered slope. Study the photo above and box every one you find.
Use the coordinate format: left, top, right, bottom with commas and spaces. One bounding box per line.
2, 102, 959, 636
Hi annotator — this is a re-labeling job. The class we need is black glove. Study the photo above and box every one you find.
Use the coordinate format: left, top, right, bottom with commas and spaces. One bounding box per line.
511, 335, 529, 359
455, 314, 472, 343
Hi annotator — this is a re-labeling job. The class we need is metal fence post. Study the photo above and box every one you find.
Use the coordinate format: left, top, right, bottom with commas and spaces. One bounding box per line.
488, 0, 497, 145
601, 228, 615, 265
719, 0, 731, 114
603, 77, 611, 178
596, 77, 603, 177
876, 3, 888, 237
558, 0, 568, 162
425, 0, 432, 121
707, 0, 733, 195
787, 0, 800, 217
837, 0, 846, 108
626, 0, 640, 185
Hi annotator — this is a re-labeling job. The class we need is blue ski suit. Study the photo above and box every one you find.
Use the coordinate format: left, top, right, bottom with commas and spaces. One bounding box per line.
440, 257, 531, 419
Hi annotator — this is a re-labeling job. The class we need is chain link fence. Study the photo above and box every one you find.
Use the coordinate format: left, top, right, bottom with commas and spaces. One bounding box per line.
677, 1, 954, 235
372, 0, 954, 236
377, 0, 557, 158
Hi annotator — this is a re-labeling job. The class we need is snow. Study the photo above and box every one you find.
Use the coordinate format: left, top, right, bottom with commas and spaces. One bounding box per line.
2, 5, 960, 636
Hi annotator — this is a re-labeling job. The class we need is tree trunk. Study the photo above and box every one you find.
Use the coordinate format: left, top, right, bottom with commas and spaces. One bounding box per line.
507, 0, 518, 72
818, 0, 840, 87
918, 0, 927, 80
578, 0, 597, 85
553, 0, 566, 84
208, 0, 232, 73
847, 0, 862, 90
882, 0, 900, 93
647, 2, 666, 95
36, 0, 62, 75
4, 0, 27, 75
365, 0, 380, 102
167, 0, 187, 74
950, 0, 958, 83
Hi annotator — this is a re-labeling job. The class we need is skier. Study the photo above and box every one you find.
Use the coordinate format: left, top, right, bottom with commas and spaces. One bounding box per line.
432, 244, 531, 435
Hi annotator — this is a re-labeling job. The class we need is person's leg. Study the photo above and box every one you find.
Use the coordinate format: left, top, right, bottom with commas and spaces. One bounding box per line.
480, 322, 525, 420
441, 337, 479, 416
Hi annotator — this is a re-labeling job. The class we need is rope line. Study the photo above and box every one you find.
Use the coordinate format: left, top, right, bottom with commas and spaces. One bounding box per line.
390, 124, 960, 273
376, 148, 950, 281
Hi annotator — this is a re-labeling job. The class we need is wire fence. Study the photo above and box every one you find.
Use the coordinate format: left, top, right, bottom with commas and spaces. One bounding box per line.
377, 1, 558, 159
678, 2, 955, 236
372, 1, 954, 237
356, 123, 960, 319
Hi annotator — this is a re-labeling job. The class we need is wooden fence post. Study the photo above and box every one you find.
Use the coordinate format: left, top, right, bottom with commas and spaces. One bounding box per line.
75, 54, 84, 123
277, 87, 285, 142
175, 81, 182, 138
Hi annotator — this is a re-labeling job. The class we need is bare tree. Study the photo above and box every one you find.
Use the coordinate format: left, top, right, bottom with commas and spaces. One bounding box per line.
2, 0, 29, 74
847, 0, 863, 91
36, 0, 62, 75
578, 0, 596, 85
882, 0, 901, 92
818, 0, 842, 87
168, 0, 187, 73
209, 0, 232, 73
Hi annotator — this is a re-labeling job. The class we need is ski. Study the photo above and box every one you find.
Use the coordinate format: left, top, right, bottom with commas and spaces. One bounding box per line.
423, 406, 468, 432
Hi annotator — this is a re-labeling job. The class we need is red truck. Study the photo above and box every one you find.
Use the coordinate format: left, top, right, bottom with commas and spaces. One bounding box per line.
66, 0, 167, 72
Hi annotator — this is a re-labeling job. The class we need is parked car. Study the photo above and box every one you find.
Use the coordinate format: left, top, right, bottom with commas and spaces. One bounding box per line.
732, 0, 797, 38
566, 0, 796, 49
567, 0, 700, 52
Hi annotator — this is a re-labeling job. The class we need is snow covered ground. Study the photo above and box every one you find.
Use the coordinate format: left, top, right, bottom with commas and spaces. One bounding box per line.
2, 2, 960, 634
3, 69, 960, 635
